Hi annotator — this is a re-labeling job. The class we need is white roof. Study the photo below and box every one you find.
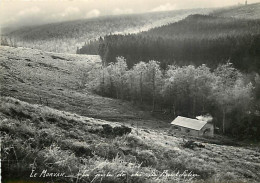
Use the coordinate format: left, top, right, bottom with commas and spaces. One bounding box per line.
171, 116, 207, 131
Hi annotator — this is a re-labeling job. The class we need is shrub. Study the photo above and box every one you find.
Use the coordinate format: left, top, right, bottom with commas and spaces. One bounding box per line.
1, 134, 41, 179
33, 143, 80, 181
36, 128, 57, 148
125, 134, 147, 148
222, 172, 238, 181
136, 150, 158, 167
167, 155, 215, 179
94, 143, 122, 160
61, 140, 93, 157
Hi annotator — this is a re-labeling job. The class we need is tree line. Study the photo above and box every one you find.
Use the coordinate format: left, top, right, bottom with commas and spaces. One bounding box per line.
89, 57, 260, 140
78, 15, 260, 73
79, 33, 260, 73
0, 36, 17, 47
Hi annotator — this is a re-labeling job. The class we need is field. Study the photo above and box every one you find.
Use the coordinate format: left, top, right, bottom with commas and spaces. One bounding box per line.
0, 46, 167, 129
1, 46, 260, 182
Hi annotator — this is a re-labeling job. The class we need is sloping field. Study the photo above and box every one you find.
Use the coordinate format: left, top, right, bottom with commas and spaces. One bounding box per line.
1, 96, 260, 182
0, 46, 166, 128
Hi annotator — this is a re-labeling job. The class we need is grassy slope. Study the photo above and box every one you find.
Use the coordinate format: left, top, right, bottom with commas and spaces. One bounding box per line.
1, 98, 260, 182
1, 46, 260, 182
2, 9, 210, 53
0, 46, 167, 129
211, 3, 260, 19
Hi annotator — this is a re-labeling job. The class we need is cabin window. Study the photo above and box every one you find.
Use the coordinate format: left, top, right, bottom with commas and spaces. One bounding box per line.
203, 128, 210, 134
173, 126, 181, 131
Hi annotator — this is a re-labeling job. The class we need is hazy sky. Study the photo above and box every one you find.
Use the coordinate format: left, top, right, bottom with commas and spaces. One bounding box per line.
0, 0, 260, 27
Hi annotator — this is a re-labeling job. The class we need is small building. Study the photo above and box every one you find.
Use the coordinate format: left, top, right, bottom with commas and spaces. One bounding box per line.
171, 116, 214, 137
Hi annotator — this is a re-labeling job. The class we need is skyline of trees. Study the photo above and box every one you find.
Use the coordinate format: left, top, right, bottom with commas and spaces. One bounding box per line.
78, 15, 260, 73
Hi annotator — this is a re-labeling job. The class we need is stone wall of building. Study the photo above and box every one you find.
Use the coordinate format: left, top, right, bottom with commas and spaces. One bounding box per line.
172, 125, 199, 136
171, 123, 214, 137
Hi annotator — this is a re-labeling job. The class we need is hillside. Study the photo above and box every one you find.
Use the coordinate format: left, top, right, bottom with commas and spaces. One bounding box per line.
1, 46, 260, 182
83, 14, 260, 72
2, 3, 260, 54
1, 8, 210, 53
0, 46, 163, 127
211, 3, 260, 19
144, 14, 260, 38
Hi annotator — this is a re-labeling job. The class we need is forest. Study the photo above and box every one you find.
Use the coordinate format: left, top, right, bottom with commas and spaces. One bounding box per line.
78, 15, 260, 73
78, 14, 260, 139
2, 9, 208, 53
89, 57, 260, 140
3, 13, 259, 139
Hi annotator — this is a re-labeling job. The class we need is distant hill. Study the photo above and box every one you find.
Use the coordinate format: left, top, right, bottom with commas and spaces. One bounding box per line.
211, 3, 260, 19
2, 3, 260, 54
1, 8, 210, 53
80, 14, 260, 72
144, 14, 260, 39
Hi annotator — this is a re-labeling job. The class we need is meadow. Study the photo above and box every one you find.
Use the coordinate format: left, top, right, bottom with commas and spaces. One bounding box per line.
1, 46, 260, 183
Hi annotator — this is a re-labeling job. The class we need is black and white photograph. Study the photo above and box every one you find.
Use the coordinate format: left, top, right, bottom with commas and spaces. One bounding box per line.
0, 0, 260, 182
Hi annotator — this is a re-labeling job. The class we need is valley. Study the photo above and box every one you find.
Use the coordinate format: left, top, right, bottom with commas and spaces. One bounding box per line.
1, 2, 260, 183
1, 46, 260, 182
